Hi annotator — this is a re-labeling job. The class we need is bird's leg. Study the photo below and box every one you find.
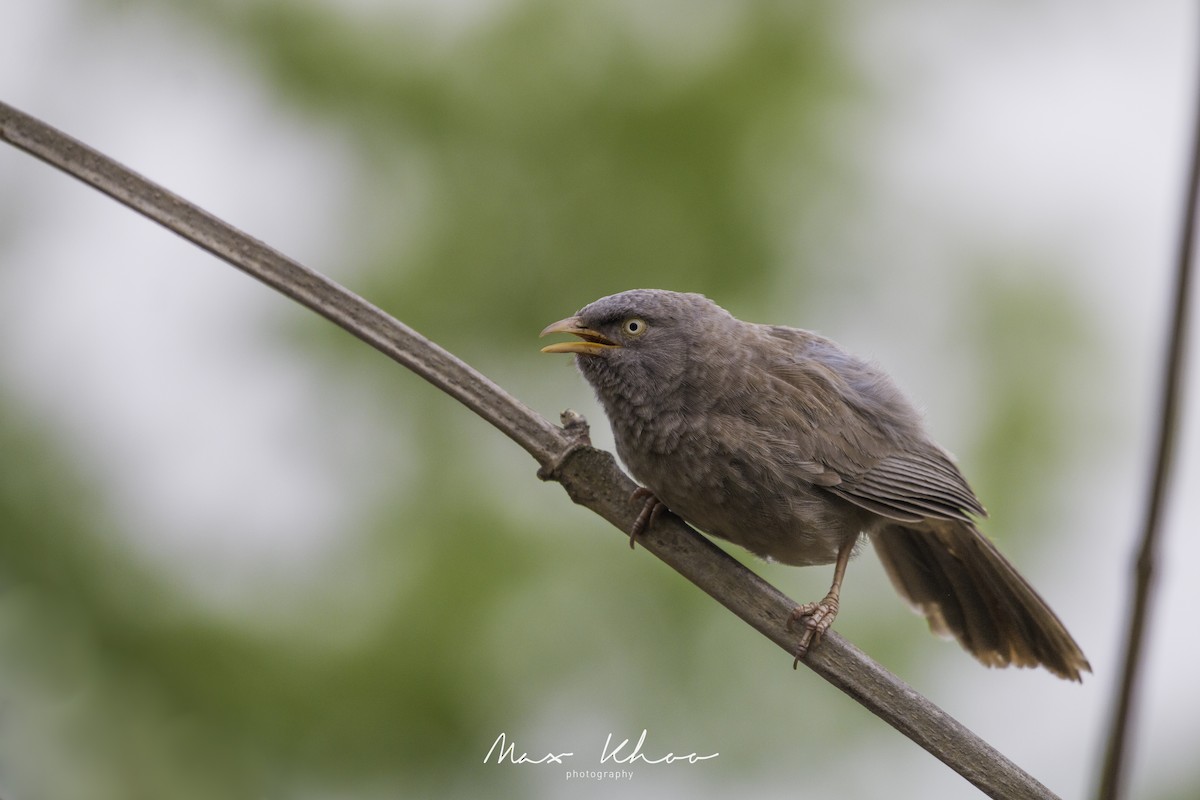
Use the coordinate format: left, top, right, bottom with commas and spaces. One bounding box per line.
629, 487, 666, 550
790, 537, 855, 667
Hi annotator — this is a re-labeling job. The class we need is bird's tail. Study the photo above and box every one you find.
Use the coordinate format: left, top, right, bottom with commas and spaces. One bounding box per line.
871, 521, 1090, 681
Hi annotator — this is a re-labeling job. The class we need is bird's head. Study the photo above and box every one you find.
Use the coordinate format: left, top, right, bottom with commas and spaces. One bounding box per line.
541, 289, 732, 408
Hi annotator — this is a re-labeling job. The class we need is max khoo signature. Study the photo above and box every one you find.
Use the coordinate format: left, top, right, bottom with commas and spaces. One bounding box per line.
484, 729, 719, 772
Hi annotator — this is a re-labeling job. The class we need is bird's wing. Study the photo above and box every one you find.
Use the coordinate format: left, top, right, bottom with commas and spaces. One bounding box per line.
824, 451, 987, 523
760, 325, 987, 524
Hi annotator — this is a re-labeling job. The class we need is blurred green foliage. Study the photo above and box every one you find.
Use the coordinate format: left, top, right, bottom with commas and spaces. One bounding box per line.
0, 1, 1113, 798
198, 0, 852, 339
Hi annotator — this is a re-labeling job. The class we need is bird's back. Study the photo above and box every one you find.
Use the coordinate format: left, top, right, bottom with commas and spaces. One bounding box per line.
617, 321, 947, 566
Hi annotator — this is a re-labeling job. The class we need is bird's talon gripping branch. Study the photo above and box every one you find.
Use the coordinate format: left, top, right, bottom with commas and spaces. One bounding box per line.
789, 595, 840, 668
629, 487, 665, 550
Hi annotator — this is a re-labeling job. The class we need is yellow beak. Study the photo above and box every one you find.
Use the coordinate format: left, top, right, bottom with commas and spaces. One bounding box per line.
539, 316, 622, 356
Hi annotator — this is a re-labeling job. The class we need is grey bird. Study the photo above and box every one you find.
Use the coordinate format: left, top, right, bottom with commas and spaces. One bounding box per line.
541, 289, 1090, 681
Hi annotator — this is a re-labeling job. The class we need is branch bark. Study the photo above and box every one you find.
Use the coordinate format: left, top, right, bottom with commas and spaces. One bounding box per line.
1095, 22, 1198, 800
2, 99, 1061, 800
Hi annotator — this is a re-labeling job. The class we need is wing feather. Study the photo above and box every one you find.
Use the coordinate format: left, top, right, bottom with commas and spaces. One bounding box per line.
759, 325, 987, 525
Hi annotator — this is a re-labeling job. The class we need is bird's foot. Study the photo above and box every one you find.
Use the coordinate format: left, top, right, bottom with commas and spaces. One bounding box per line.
629, 488, 666, 550
788, 594, 840, 668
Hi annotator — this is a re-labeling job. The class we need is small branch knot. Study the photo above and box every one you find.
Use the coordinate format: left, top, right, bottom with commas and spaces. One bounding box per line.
559, 408, 591, 445
537, 409, 593, 481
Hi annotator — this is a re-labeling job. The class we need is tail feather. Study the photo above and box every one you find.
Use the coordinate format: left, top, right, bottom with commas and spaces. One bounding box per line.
872, 521, 1091, 681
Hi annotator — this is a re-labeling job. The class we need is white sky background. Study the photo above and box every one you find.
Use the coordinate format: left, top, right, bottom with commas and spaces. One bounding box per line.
1, 1, 1197, 798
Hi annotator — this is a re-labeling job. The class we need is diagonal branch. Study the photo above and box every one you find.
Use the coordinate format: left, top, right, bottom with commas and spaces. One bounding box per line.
1095, 27, 1198, 800
2, 100, 1061, 800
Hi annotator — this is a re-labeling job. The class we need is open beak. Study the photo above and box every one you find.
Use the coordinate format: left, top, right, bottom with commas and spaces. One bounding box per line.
539, 316, 622, 356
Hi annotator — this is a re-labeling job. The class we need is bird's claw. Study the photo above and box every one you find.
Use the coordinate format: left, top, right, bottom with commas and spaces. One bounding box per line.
788, 595, 840, 668
629, 488, 666, 550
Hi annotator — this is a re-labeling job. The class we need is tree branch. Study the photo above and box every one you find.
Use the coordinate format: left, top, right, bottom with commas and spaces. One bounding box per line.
2, 99, 1061, 800
1095, 24, 1198, 800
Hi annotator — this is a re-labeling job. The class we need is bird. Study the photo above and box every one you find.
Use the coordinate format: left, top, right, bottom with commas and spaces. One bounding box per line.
540, 289, 1090, 681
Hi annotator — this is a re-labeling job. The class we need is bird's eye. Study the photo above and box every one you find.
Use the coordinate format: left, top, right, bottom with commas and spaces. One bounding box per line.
622, 318, 648, 337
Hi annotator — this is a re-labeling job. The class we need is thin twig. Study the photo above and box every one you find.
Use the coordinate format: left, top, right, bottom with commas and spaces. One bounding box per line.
2, 100, 1062, 800
1095, 37, 1199, 800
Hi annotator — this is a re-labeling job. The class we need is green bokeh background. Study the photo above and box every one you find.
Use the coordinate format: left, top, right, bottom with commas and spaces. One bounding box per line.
2, 1, 1191, 798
